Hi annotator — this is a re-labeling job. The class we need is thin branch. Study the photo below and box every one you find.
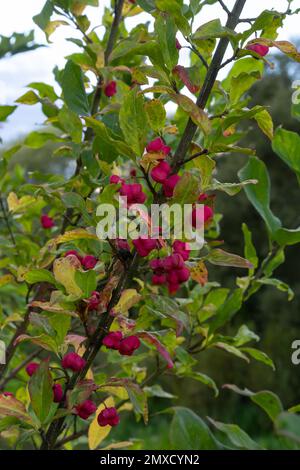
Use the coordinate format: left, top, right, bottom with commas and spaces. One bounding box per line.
218, 0, 230, 16
186, 44, 209, 70
219, 52, 239, 69
0, 195, 19, 255
0, 349, 42, 390
178, 149, 209, 167
54, 428, 87, 449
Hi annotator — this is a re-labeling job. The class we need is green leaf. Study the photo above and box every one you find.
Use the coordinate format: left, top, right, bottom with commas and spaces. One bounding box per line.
154, 13, 178, 70
170, 93, 211, 135
207, 417, 262, 449
256, 278, 294, 301
0, 105, 17, 121
169, 407, 221, 450
24, 131, 62, 149
275, 412, 300, 444
62, 60, 90, 116
27, 82, 58, 101
75, 269, 97, 298
208, 179, 257, 196
0, 395, 34, 426
272, 128, 300, 182
193, 154, 215, 189
186, 371, 219, 397
229, 71, 261, 105
224, 385, 283, 422
242, 223, 258, 270
238, 156, 281, 235
155, 0, 190, 36
193, 19, 237, 41
241, 347, 275, 370
24, 269, 56, 285
33, 0, 54, 35
119, 88, 148, 156
233, 325, 259, 347
28, 360, 53, 424
214, 342, 250, 362
207, 248, 253, 269
209, 288, 243, 332
15, 91, 40, 105
144, 99, 166, 132
254, 109, 274, 140
173, 172, 200, 204
58, 106, 83, 143
85, 117, 135, 159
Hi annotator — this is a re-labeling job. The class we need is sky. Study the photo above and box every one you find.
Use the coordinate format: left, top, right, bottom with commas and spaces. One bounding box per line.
0, 0, 299, 144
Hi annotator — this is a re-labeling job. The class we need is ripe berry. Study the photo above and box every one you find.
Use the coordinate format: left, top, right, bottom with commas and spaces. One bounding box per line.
64, 250, 83, 263
163, 174, 180, 197
118, 335, 140, 356
52, 383, 64, 403
146, 137, 171, 155
97, 407, 120, 427
104, 80, 117, 97
119, 183, 147, 205
61, 352, 86, 372
103, 331, 123, 350
26, 362, 39, 377
40, 214, 54, 229
87, 291, 101, 311
81, 255, 98, 270
247, 43, 269, 57
75, 400, 97, 419
150, 161, 171, 183
132, 237, 157, 257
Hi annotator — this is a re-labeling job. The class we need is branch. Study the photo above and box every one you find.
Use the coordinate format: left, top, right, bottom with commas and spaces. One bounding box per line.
0, 349, 42, 390
218, 0, 230, 16
0, 195, 19, 255
172, 0, 248, 172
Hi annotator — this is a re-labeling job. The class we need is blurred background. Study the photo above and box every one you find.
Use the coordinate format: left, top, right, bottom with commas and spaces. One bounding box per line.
0, 0, 300, 449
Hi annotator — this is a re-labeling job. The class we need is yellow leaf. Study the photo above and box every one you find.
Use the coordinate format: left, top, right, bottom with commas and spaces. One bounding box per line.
114, 289, 141, 314
53, 256, 82, 297
190, 261, 208, 286
118, 402, 133, 412
88, 397, 114, 450
101, 386, 128, 400
0, 274, 14, 288
1, 312, 23, 330
55, 229, 98, 245
101, 440, 134, 450
7, 192, 37, 213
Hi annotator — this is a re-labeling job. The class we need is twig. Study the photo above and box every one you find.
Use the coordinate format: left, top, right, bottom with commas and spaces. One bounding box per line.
186, 44, 209, 70
218, 0, 230, 16
0, 195, 19, 255
0, 349, 42, 390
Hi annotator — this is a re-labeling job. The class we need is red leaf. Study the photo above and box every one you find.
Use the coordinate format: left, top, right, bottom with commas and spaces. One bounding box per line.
137, 332, 174, 368
173, 65, 200, 94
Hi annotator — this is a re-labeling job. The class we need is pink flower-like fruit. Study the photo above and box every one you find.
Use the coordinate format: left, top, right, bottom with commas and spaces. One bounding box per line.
40, 214, 54, 229
97, 407, 120, 427
62, 352, 86, 372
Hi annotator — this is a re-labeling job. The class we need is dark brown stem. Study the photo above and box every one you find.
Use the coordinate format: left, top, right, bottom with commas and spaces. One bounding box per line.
0, 195, 19, 255
172, 0, 247, 172
41, 253, 139, 449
